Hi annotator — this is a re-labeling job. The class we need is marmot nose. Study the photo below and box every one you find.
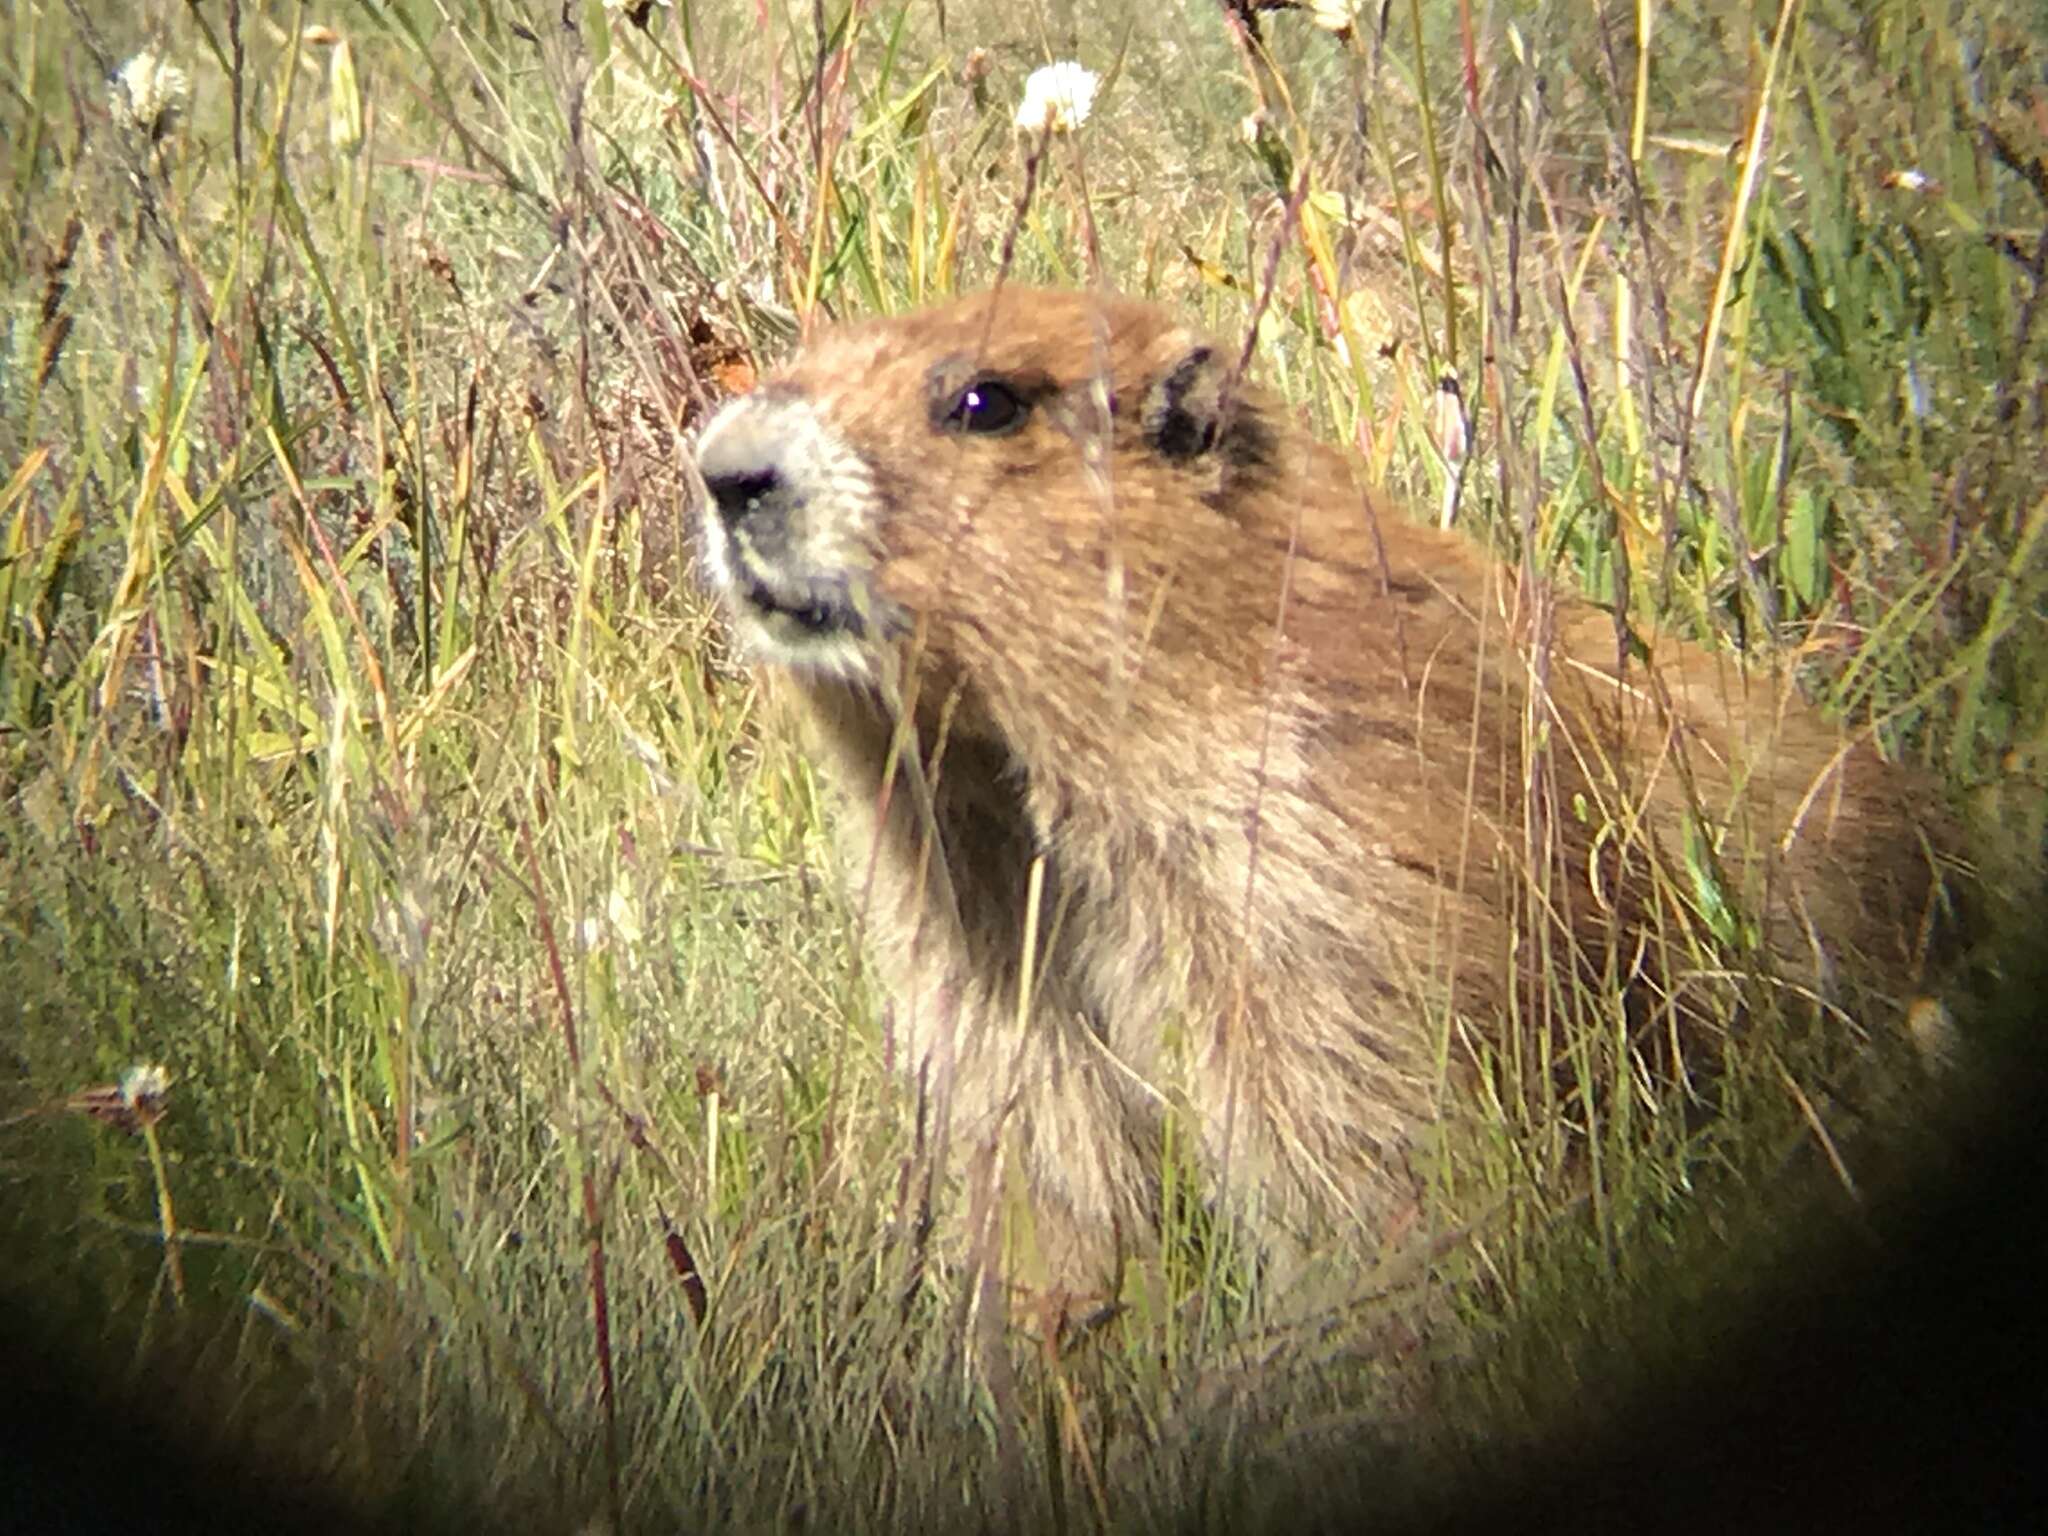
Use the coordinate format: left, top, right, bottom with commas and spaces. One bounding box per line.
701, 465, 784, 532
696, 401, 799, 542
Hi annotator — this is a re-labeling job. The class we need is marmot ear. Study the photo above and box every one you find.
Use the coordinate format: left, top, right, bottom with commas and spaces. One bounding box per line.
1141, 344, 1228, 462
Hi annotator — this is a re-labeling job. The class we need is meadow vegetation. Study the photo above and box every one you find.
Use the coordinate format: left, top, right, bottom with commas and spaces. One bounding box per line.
3, 0, 2044, 1529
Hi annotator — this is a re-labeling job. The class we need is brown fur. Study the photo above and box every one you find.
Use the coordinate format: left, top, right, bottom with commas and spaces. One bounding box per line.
690, 287, 1948, 1301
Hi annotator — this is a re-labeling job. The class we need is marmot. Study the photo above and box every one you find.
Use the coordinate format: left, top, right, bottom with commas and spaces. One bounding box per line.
690, 286, 1948, 1303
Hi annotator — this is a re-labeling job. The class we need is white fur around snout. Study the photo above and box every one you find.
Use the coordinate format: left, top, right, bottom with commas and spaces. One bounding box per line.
687, 401, 743, 598
690, 392, 887, 682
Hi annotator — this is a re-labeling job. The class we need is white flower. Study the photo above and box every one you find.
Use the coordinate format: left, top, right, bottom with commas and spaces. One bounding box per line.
120, 1063, 173, 1108
1014, 62, 1098, 135
1308, 0, 1361, 33
110, 52, 189, 138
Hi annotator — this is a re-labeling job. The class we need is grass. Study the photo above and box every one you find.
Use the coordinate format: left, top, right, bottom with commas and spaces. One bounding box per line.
2, 0, 2044, 1529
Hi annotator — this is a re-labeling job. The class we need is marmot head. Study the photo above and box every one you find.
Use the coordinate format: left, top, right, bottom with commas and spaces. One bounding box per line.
691, 288, 1307, 733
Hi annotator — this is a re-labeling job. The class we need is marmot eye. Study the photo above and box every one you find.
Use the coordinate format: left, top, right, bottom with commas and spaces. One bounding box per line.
943, 378, 1030, 436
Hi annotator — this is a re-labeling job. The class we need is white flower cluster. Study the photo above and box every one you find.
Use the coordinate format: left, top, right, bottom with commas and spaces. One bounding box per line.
1014, 61, 1098, 135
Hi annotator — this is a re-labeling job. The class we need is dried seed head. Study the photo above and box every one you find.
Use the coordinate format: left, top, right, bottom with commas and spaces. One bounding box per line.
109, 53, 189, 141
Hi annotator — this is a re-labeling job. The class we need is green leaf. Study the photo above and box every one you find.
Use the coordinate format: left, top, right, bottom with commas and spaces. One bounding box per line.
1783, 487, 1828, 610
1682, 814, 1740, 948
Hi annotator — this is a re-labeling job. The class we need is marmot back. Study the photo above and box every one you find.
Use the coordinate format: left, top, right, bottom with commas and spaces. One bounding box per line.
691, 286, 1950, 1304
